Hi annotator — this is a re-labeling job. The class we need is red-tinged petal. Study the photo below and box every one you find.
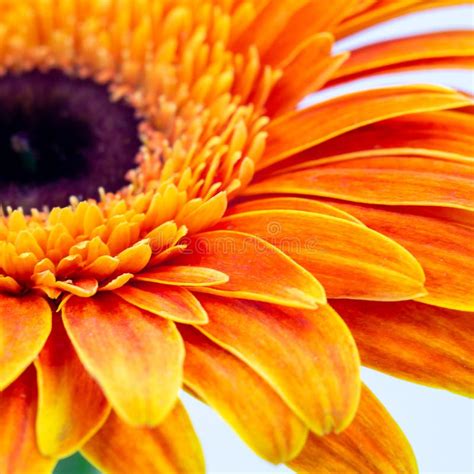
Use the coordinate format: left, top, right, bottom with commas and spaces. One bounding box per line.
248, 155, 474, 211
82, 401, 204, 474
332, 300, 474, 397
336, 0, 470, 38
136, 265, 229, 287
329, 202, 474, 311
260, 85, 471, 169
0, 294, 51, 390
334, 31, 474, 83
215, 210, 425, 301
0, 367, 56, 474
35, 317, 110, 457
181, 326, 308, 463
228, 196, 362, 223
115, 282, 208, 324
173, 230, 326, 308
267, 34, 349, 115
288, 385, 418, 474
62, 293, 184, 426
195, 295, 360, 435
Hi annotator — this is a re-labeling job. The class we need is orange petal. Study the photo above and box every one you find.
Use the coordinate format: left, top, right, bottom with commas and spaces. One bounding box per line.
82, 401, 204, 474
288, 384, 418, 474
173, 230, 326, 308
181, 326, 308, 463
287, 111, 474, 165
0, 367, 56, 474
228, 196, 362, 223
263, 0, 358, 66
232, 0, 309, 55
373, 56, 474, 76
274, 146, 470, 176
195, 294, 360, 435
0, 293, 51, 390
267, 34, 349, 115
62, 293, 184, 426
136, 265, 229, 287
261, 85, 471, 169
35, 316, 110, 457
329, 202, 474, 311
336, 0, 470, 38
334, 31, 474, 83
215, 210, 426, 301
332, 299, 474, 397
115, 282, 208, 324
249, 155, 474, 211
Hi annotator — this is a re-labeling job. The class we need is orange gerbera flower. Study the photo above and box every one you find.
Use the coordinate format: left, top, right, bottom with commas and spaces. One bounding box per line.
0, 1, 473, 472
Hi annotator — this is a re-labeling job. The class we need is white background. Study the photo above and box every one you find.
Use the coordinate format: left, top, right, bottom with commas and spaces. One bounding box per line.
182, 5, 474, 474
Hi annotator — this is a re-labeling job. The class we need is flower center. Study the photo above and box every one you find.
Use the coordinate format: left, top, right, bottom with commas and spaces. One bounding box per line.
0, 70, 141, 211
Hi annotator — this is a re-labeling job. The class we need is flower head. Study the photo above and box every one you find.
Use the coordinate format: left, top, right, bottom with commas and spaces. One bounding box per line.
0, 1, 473, 473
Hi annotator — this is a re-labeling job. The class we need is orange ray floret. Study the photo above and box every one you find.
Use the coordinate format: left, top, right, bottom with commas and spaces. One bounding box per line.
332, 30, 474, 83
181, 325, 309, 463
35, 316, 110, 458
332, 299, 474, 397
82, 401, 205, 474
63, 293, 185, 427
0, 0, 473, 472
288, 385, 418, 474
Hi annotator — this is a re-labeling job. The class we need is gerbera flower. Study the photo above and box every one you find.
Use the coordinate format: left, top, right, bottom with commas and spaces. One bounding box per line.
0, 0, 472, 472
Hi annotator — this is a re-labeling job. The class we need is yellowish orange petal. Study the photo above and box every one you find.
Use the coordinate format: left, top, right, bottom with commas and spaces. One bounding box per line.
181, 326, 308, 463
0, 293, 51, 390
35, 317, 110, 457
174, 230, 326, 308
0, 276, 22, 293
55, 277, 99, 298
288, 385, 418, 474
332, 299, 474, 397
115, 282, 208, 324
62, 293, 184, 427
215, 210, 426, 301
196, 294, 360, 435
82, 401, 204, 474
0, 367, 56, 474
115, 241, 152, 274
261, 85, 471, 169
136, 265, 229, 287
